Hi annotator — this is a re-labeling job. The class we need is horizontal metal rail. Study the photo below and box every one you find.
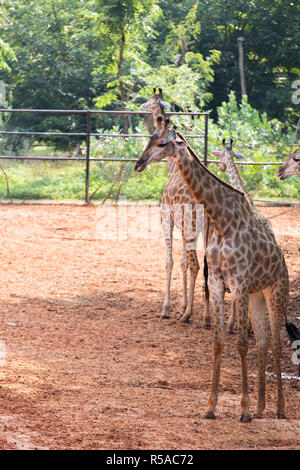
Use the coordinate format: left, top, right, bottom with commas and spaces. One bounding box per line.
0, 155, 284, 165
0, 108, 208, 116
0, 131, 204, 139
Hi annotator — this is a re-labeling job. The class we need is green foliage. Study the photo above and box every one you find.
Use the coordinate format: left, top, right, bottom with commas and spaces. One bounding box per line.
189, 0, 300, 123
0, 0, 299, 202
0, 38, 16, 71
1, 0, 102, 147
205, 92, 299, 200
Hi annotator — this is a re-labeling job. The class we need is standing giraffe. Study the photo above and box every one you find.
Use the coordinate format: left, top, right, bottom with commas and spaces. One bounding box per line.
277, 148, 300, 179
134, 108, 291, 421
140, 89, 208, 324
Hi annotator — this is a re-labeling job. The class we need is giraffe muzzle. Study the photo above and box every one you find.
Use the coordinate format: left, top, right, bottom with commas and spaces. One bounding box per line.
276, 166, 287, 180
134, 160, 147, 172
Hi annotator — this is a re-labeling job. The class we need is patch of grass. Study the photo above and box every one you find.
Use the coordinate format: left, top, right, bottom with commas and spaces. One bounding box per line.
0, 159, 169, 202
0, 143, 298, 203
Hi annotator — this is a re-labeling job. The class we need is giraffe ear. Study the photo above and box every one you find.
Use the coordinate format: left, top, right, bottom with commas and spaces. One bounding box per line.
211, 150, 223, 157
159, 100, 171, 110
232, 151, 245, 160
139, 100, 151, 111
173, 138, 186, 149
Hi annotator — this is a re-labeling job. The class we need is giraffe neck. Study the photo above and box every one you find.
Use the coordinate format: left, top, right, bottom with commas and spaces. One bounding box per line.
172, 148, 250, 235
150, 97, 165, 127
225, 153, 256, 211
167, 155, 177, 175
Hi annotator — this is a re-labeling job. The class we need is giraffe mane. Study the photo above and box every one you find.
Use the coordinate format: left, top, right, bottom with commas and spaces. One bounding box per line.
175, 131, 244, 196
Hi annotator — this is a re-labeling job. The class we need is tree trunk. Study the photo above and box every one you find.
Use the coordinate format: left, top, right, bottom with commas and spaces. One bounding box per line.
118, 29, 130, 133
237, 37, 247, 96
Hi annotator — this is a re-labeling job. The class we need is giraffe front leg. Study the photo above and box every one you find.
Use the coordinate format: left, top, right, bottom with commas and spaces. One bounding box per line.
235, 289, 251, 422
203, 274, 225, 419
248, 293, 269, 419
180, 248, 199, 323
161, 208, 174, 319
161, 240, 173, 319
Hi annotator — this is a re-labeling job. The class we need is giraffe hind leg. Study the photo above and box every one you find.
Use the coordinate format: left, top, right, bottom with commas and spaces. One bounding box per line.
180, 243, 188, 315
264, 281, 288, 419
203, 272, 225, 419
235, 288, 252, 422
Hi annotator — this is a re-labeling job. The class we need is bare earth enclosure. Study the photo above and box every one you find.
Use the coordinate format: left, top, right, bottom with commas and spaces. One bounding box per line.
0, 203, 299, 450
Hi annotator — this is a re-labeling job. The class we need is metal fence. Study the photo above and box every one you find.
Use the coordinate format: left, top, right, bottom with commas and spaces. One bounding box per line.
0, 108, 209, 203
0, 108, 288, 204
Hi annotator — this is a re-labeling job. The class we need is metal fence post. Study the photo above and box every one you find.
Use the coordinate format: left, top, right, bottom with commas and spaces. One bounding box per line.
85, 110, 91, 203
204, 113, 208, 167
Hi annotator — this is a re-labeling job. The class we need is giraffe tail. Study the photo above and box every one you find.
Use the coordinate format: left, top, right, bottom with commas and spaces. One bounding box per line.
285, 322, 300, 343
203, 254, 209, 303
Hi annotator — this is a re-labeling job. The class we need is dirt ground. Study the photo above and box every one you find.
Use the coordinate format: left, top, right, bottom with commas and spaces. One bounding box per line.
0, 203, 299, 450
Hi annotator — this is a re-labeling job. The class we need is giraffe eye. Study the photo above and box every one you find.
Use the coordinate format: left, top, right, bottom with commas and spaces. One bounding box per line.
158, 142, 168, 147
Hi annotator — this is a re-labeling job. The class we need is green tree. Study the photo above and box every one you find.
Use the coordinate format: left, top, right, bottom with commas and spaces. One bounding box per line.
0, 1, 16, 71
95, 0, 220, 120
1, 0, 102, 147
94, 0, 161, 131
190, 0, 300, 124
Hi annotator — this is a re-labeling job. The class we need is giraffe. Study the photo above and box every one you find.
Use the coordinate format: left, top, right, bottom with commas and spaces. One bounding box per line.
212, 139, 276, 333
277, 148, 300, 179
140, 89, 208, 324
212, 139, 275, 240
134, 107, 290, 421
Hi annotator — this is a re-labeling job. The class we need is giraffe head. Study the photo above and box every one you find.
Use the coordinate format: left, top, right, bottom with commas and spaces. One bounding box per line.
135, 88, 184, 172
211, 139, 245, 171
135, 92, 189, 173
139, 88, 171, 129
134, 117, 182, 172
276, 148, 300, 179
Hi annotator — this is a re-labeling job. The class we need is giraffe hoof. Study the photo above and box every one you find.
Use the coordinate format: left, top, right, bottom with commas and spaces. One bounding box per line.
239, 413, 252, 423
161, 313, 170, 319
276, 413, 287, 420
180, 316, 190, 323
161, 305, 170, 319
202, 411, 216, 420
